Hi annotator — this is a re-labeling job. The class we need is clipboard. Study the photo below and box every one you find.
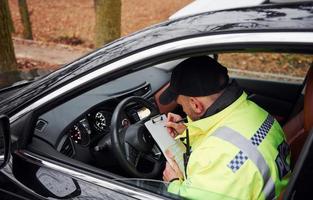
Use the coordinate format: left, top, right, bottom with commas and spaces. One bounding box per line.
145, 114, 186, 178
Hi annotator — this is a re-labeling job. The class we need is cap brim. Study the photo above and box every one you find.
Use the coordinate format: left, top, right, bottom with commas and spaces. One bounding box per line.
159, 87, 178, 105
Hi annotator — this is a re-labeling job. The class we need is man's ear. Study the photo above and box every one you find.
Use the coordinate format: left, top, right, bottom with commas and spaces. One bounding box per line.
189, 97, 204, 114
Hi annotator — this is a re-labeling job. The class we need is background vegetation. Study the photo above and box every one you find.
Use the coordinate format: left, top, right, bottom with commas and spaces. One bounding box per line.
2, 0, 312, 79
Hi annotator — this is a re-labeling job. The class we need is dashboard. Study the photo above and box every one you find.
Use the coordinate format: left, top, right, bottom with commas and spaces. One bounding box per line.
33, 67, 170, 165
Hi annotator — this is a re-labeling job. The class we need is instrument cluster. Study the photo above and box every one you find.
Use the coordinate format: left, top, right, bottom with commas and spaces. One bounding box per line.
68, 109, 113, 146
66, 105, 150, 147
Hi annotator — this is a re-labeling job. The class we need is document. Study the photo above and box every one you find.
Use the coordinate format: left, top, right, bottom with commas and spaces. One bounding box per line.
144, 114, 186, 177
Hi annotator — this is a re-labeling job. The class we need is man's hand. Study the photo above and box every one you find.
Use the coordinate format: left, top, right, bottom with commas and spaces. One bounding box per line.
163, 150, 184, 182
166, 113, 186, 138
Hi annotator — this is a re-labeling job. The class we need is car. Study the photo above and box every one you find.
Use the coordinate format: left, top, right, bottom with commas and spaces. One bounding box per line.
169, 0, 267, 19
0, 1, 313, 199
169, 0, 313, 19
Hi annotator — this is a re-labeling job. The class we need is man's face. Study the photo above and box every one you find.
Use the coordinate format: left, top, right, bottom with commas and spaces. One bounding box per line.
176, 95, 199, 121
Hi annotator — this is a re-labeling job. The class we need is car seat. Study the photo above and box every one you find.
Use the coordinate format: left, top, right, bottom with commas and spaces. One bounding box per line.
283, 64, 313, 166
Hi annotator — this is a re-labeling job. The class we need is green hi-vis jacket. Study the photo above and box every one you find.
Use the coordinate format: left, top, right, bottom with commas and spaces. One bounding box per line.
168, 92, 291, 200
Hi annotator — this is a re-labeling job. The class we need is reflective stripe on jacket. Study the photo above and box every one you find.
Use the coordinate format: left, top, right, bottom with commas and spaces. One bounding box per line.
168, 92, 290, 200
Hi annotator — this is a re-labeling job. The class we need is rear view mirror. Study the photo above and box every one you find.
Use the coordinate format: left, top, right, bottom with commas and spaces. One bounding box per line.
0, 115, 10, 169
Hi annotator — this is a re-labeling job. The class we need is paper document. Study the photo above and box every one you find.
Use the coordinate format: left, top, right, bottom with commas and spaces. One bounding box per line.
145, 114, 186, 177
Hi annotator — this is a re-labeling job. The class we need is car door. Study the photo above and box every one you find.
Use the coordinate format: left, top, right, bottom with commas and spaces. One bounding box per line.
0, 115, 32, 200
1, 31, 313, 200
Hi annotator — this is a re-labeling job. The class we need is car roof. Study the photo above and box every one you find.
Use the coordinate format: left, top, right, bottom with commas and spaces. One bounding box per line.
1, 2, 313, 116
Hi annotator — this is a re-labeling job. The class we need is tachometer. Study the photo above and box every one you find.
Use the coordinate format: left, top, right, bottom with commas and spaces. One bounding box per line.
69, 125, 81, 143
69, 119, 90, 146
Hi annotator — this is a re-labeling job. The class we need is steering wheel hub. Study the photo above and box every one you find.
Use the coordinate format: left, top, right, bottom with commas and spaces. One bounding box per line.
110, 96, 163, 178
125, 124, 154, 152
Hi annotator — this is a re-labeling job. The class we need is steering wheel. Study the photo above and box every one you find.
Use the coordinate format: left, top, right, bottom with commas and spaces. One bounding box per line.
111, 96, 164, 178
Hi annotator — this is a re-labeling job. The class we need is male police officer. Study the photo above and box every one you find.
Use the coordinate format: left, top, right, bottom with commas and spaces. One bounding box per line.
159, 56, 291, 200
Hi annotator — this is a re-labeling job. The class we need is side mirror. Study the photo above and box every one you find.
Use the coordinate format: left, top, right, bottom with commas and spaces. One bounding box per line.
0, 115, 10, 169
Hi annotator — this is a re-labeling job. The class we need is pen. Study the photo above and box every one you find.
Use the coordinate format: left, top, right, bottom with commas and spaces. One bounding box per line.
174, 118, 187, 124
164, 117, 187, 127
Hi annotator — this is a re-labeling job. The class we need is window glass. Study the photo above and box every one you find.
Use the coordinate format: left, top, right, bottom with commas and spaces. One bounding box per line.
219, 53, 312, 83
119, 179, 237, 200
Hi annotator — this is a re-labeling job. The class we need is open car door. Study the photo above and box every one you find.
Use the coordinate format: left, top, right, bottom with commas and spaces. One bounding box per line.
0, 115, 11, 170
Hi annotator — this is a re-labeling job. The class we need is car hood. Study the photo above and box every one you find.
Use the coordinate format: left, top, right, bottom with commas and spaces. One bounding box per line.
1, 3, 313, 116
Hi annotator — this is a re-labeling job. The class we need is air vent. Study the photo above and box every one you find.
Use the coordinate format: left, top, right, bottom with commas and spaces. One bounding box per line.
60, 137, 75, 158
132, 84, 151, 97
35, 120, 47, 132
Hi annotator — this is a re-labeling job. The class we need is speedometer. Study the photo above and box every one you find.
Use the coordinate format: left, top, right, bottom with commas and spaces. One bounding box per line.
94, 110, 111, 132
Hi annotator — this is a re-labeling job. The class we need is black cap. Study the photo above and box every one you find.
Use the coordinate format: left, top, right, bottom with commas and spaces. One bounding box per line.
159, 56, 229, 105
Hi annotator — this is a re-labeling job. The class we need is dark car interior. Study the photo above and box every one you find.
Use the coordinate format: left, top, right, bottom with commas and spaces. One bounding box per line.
10, 51, 313, 198
33, 66, 170, 176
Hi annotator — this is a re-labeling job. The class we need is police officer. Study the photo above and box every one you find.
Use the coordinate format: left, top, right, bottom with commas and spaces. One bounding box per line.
159, 56, 291, 200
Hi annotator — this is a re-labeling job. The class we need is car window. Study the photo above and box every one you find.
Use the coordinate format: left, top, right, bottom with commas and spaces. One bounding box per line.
117, 179, 237, 200
30, 52, 312, 200
218, 53, 312, 83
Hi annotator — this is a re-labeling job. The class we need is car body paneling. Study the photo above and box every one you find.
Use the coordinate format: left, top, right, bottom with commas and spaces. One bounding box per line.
0, 3, 313, 116
2, 151, 169, 200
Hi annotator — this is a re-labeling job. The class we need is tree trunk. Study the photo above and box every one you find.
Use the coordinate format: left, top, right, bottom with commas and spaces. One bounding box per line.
95, 0, 121, 48
4, 0, 15, 33
0, 0, 17, 72
18, 0, 33, 40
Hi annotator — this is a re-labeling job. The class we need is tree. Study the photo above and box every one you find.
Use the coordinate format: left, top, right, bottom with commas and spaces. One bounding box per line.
94, 0, 121, 48
0, 0, 17, 72
4, 0, 15, 33
18, 0, 33, 40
